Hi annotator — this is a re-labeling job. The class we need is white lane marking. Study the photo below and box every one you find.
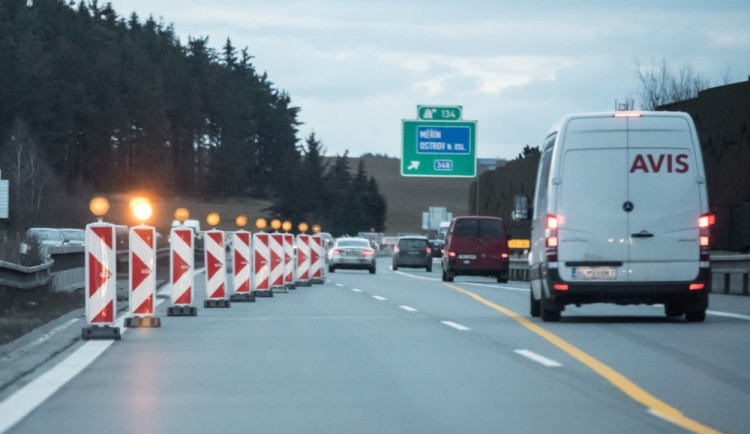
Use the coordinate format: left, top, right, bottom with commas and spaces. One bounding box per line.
372, 296, 387, 301
514, 349, 562, 367
351, 288, 363, 293
0, 279, 176, 432
706, 310, 750, 321
441, 321, 470, 331
399, 305, 418, 312
335, 283, 345, 287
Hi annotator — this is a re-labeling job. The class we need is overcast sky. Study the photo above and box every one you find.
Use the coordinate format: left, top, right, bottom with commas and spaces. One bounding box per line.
106, 0, 750, 159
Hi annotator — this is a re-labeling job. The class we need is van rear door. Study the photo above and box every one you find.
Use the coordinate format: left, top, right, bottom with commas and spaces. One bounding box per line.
626, 115, 702, 282
556, 117, 629, 283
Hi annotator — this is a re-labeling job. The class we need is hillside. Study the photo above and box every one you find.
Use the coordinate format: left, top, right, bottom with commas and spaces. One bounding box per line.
340, 156, 486, 234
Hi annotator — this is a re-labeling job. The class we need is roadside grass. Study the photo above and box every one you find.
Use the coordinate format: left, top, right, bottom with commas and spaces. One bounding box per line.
0, 286, 83, 346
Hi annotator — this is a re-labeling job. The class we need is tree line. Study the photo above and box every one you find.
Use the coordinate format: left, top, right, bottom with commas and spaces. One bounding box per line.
0, 0, 385, 236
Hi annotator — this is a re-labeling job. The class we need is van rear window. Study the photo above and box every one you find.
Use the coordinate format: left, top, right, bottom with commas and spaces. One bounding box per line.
453, 219, 505, 239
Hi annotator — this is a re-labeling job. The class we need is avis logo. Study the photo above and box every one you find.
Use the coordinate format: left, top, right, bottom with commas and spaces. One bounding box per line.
630, 154, 689, 173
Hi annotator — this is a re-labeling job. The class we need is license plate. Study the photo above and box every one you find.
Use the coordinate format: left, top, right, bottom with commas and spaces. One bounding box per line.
458, 254, 476, 260
571, 267, 617, 280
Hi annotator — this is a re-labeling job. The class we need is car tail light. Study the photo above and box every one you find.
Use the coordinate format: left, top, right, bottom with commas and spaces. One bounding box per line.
546, 214, 559, 262
362, 250, 375, 256
332, 249, 342, 255
698, 213, 714, 261
501, 252, 509, 259
426, 247, 432, 254
448, 251, 456, 258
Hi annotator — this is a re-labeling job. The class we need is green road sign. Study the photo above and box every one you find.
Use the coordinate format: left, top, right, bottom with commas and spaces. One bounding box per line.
401, 120, 477, 177
417, 105, 462, 121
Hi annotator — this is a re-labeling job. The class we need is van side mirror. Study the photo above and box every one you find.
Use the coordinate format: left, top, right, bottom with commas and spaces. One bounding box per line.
512, 194, 530, 221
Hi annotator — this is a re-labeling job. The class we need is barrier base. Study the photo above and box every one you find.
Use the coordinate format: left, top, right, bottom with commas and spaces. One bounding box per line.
295, 281, 313, 287
204, 299, 231, 308
271, 286, 288, 294
251, 290, 273, 298
81, 325, 121, 341
230, 293, 256, 302
168, 306, 198, 316
286, 283, 296, 290
124, 316, 161, 328
311, 278, 325, 285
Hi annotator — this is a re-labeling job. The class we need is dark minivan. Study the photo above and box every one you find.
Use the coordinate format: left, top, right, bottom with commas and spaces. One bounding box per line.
441, 216, 510, 283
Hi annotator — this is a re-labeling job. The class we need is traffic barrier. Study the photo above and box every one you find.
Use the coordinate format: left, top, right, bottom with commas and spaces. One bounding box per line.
204, 230, 230, 308
125, 225, 161, 328
230, 230, 255, 302
310, 234, 325, 284
82, 222, 120, 340
168, 227, 197, 316
295, 234, 311, 286
252, 233, 273, 297
283, 233, 295, 290
270, 233, 287, 293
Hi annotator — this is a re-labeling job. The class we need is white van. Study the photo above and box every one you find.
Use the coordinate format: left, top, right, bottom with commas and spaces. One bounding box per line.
513, 111, 713, 322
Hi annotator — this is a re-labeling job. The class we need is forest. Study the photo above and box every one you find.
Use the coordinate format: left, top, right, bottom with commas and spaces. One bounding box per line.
0, 0, 386, 236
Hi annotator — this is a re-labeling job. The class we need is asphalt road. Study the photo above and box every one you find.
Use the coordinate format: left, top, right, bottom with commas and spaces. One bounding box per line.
2, 257, 750, 433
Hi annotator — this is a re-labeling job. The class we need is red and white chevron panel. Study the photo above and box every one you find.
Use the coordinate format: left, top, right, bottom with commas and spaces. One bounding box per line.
296, 234, 310, 283
253, 233, 270, 291
270, 233, 285, 288
204, 230, 226, 300
283, 234, 294, 286
170, 227, 194, 306
232, 230, 251, 294
310, 235, 324, 280
129, 225, 156, 316
85, 223, 116, 325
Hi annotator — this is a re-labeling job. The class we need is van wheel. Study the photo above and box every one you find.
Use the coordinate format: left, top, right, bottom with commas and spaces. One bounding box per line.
392, 264, 398, 271
540, 292, 561, 322
664, 303, 684, 318
530, 290, 541, 317
442, 269, 454, 282
685, 310, 706, 322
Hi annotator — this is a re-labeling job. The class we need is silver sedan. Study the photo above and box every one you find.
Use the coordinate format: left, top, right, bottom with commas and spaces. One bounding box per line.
328, 237, 376, 274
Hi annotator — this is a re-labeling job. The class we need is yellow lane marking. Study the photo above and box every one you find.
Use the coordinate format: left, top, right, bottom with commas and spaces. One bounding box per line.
444, 283, 721, 434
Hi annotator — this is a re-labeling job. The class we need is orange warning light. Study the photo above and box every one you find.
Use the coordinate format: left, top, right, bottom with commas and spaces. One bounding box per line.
298, 223, 309, 233
90, 197, 110, 218
130, 197, 153, 222
256, 218, 268, 230
271, 219, 282, 231
312, 224, 321, 234
282, 221, 292, 232
174, 207, 190, 223
207, 212, 220, 227
236, 215, 248, 228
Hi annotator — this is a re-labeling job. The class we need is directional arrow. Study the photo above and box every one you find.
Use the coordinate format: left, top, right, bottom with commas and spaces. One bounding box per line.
407, 161, 420, 170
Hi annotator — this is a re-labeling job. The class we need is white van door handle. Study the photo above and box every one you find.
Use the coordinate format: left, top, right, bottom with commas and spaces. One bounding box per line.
631, 231, 654, 238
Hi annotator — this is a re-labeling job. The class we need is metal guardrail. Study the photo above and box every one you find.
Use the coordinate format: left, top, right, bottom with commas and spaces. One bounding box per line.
0, 259, 54, 290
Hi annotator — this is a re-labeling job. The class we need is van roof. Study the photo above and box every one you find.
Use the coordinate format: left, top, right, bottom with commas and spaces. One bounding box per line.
547, 110, 693, 136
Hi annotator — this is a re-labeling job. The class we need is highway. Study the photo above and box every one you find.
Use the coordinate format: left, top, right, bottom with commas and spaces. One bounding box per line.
2, 257, 750, 433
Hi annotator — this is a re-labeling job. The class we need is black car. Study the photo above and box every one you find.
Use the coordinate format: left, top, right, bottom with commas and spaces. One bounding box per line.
392, 236, 432, 272
428, 239, 444, 258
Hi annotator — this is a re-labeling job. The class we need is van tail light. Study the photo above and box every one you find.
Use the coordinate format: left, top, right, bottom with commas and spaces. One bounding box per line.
426, 247, 432, 254
545, 214, 559, 262
689, 283, 705, 291
553, 284, 569, 291
698, 213, 714, 261
394, 246, 400, 253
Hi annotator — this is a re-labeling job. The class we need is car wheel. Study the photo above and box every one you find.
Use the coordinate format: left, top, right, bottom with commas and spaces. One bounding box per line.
369, 267, 376, 274
426, 264, 432, 272
685, 310, 706, 322
530, 289, 541, 317
540, 290, 561, 322
664, 303, 684, 318
497, 274, 508, 283
442, 269, 454, 282
328, 265, 335, 273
